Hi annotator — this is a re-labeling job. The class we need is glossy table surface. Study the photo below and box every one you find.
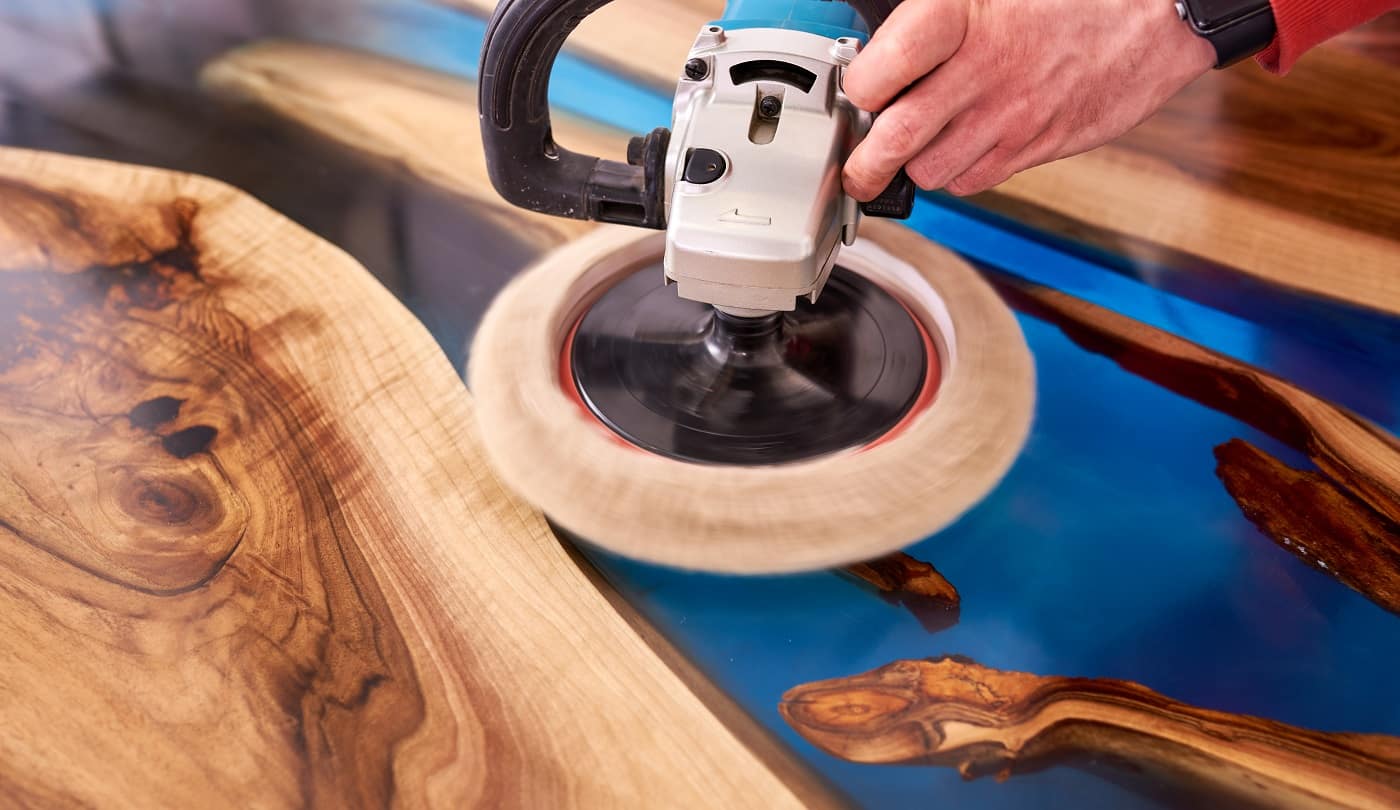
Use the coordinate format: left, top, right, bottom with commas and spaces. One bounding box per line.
2, 2, 1398, 807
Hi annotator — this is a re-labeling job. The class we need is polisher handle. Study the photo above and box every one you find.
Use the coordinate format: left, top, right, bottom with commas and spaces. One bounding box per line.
478, 0, 904, 230
479, 0, 668, 228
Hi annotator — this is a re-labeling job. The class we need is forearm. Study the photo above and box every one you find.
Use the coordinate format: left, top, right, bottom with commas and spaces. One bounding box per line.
1257, 0, 1399, 73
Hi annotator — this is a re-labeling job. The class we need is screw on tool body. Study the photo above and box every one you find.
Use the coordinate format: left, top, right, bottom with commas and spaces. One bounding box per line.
684, 58, 708, 80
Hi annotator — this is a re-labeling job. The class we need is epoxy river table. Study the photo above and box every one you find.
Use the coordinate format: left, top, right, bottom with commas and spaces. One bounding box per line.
1, 2, 1397, 808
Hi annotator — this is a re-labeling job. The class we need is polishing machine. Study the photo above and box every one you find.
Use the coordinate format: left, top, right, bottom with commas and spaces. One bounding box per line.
479, 0, 932, 465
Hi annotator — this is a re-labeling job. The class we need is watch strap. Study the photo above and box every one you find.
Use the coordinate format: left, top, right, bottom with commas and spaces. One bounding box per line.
1177, 1, 1278, 68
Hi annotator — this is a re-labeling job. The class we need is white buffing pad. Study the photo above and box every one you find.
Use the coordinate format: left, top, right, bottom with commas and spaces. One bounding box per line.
468, 221, 1035, 574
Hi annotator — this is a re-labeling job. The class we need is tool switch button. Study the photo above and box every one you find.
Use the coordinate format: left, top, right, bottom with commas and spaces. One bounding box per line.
683, 148, 727, 185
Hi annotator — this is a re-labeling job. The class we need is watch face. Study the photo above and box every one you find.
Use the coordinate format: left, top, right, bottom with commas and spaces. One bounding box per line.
1188, 0, 1266, 29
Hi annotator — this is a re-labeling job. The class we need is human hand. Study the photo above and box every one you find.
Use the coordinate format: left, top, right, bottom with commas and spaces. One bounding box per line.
842, 0, 1216, 200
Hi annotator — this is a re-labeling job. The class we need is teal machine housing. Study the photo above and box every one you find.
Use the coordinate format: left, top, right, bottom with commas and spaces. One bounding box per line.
714, 0, 870, 42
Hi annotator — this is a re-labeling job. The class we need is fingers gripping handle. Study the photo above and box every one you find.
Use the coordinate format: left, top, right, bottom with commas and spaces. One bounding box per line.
478, 0, 904, 229
843, 0, 914, 218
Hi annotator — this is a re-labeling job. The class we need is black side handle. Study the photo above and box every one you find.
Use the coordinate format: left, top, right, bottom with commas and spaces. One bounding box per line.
480, 0, 668, 228
860, 169, 914, 218
478, 0, 904, 229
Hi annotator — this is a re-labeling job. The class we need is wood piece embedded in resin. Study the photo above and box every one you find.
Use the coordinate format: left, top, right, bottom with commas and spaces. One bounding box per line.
1215, 438, 1400, 616
781, 656, 1400, 809
991, 276, 1400, 532
842, 552, 960, 633
992, 275, 1400, 613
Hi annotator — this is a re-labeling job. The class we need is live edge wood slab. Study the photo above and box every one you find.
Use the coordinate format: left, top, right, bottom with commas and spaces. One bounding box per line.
0, 147, 812, 808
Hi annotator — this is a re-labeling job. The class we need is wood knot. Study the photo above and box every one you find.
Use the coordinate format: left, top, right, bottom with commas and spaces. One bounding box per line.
119, 476, 204, 526
90, 463, 248, 593
783, 686, 913, 731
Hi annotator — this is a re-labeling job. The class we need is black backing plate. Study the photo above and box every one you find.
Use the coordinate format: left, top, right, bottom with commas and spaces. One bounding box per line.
569, 264, 930, 465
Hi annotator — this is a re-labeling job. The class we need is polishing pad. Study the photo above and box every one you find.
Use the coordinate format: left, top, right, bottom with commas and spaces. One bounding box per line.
468, 221, 1035, 574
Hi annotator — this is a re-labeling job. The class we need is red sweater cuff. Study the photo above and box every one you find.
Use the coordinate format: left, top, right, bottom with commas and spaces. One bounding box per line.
1256, 0, 1399, 74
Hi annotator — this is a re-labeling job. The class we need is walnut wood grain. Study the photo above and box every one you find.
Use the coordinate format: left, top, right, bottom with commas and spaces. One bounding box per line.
0, 147, 811, 808
841, 552, 960, 633
1331, 12, 1400, 68
974, 44, 1400, 316
1111, 46, 1399, 241
1214, 438, 1400, 616
781, 656, 1400, 809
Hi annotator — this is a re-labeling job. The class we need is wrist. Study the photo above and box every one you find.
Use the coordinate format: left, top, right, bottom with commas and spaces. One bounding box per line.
1153, 1, 1218, 76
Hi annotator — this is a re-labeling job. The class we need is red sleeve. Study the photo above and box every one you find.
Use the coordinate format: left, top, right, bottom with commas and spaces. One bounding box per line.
1256, 1, 1399, 73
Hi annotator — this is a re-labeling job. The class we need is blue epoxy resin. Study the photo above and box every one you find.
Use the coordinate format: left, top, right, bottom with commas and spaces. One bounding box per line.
713, 0, 869, 41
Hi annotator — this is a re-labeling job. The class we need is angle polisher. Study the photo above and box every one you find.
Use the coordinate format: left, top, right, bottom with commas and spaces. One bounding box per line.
471, 0, 1035, 573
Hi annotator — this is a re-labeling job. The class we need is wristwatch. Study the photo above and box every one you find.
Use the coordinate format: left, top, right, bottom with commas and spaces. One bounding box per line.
1175, 0, 1278, 68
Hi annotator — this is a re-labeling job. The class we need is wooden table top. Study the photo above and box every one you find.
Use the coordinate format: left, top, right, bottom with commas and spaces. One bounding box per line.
1, 2, 1397, 808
